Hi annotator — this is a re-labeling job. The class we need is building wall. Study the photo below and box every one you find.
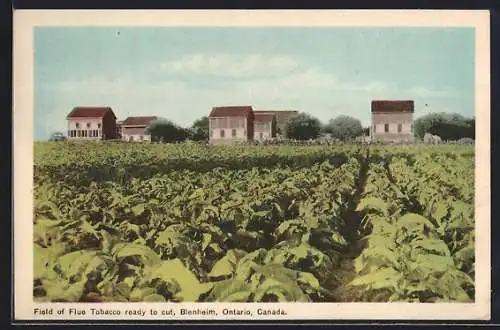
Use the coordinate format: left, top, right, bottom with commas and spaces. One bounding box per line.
254, 122, 273, 141
371, 112, 413, 142
121, 126, 151, 142
209, 116, 250, 144
256, 111, 297, 138
67, 117, 104, 140
102, 112, 117, 140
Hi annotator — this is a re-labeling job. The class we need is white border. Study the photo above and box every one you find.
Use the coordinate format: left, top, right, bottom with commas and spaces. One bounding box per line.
13, 10, 491, 321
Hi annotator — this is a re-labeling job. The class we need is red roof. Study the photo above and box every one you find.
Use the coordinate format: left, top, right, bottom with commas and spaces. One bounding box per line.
122, 116, 158, 126
254, 113, 275, 123
371, 100, 414, 113
67, 106, 116, 119
209, 106, 253, 118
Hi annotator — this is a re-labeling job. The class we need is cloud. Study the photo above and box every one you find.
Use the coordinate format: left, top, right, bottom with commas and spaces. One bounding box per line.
54, 77, 131, 94
404, 86, 452, 98
160, 53, 301, 79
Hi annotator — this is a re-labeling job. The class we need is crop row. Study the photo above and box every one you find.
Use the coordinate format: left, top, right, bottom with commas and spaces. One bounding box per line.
34, 159, 362, 302
33, 143, 475, 303
34, 142, 473, 185
34, 142, 361, 184
344, 151, 475, 302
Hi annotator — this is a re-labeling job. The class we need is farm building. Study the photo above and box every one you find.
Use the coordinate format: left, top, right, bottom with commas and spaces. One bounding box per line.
370, 100, 414, 143
208, 106, 254, 144
254, 110, 298, 138
254, 113, 277, 141
121, 116, 158, 142
66, 106, 117, 140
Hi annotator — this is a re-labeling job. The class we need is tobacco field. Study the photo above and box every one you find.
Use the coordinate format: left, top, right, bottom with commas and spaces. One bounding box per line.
33, 142, 475, 303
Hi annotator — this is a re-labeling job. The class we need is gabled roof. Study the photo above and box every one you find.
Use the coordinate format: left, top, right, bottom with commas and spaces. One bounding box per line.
122, 116, 158, 126
209, 106, 253, 118
371, 100, 414, 113
254, 113, 275, 123
67, 106, 116, 119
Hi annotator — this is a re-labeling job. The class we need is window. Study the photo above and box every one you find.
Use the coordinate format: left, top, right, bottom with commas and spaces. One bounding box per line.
220, 129, 225, 138
384, 124, 389, 133
232, 129, 236, 137
77, 130, 81, 137
75, 123, 80, 129
87, 123, 91, 128
397, 124, 402, 133
129, 136, 133, 142
98, 123, 101, 129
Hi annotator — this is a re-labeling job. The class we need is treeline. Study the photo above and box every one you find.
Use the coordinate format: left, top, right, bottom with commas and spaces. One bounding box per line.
143, 111, 475, 143
413, 113, 475, 141
145, 113, 366, 143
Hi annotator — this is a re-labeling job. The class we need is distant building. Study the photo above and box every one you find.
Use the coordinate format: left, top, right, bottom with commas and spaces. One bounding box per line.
254, 113, 277, 141
66, 106, 117, 140
121, 116, 157, 142
370, 100, 414, 143
254, 110, 298, 138
208, 106, 254, 144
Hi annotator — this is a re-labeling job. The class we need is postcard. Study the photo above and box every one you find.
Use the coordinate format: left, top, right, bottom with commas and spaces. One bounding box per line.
13, 9, 490, 321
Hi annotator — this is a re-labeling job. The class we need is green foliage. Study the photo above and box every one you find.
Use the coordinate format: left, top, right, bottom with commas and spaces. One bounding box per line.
190, 116, 210, 141
349, 150, 475, 303
323, 115, 364, 141
145, 118, 190, 143
33, 142, 474, 303
413, 112, 475, 141
49, 131, 67, 142
284, 112, 322, 140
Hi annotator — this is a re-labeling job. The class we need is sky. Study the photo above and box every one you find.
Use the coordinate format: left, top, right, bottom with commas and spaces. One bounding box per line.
34, 27, 475, 140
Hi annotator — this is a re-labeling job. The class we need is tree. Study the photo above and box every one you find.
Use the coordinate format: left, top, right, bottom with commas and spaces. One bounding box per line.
190, 116, 209, 141
284, 112, 321, 140
323, 115, 363, 141
414, 112, 474, 141
49, 131, 66, 141
145, 118, 189, 143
